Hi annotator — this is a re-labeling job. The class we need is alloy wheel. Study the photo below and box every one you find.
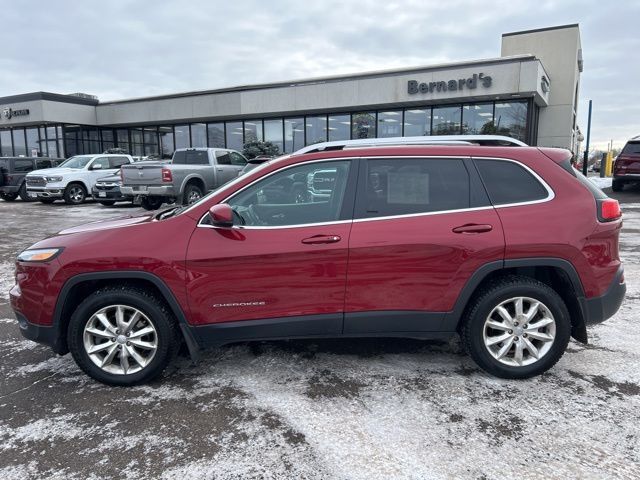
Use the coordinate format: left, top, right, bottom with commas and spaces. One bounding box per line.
482, 296, 556, 367
69, 186, 84, 203
83, 305, 158, 375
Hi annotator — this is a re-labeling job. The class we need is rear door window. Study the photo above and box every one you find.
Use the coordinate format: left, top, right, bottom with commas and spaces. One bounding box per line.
355, 158, 470, 218
474, 159, 549, 205
216, 152, 231, 165
13, 159, 34, 173
229, 152, 247, 166
36, 159, 52, 169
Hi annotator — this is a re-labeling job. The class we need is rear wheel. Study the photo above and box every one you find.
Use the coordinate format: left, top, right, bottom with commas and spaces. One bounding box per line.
67, 286, 180, 386
0, 191, 18, 202
64, 184, 87, 205
99, 200, 116, 206
182, 184, 203, 205
140, 196, 163, 210
38, 198, 56, 204
18, 183, 34, 202
461, 275, 570, 379
612, 179, 624, 192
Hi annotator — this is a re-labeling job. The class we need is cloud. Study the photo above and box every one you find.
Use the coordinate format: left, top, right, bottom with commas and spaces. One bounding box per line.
0, 0, 637, 148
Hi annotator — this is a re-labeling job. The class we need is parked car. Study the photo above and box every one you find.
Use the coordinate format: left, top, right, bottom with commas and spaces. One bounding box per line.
120, 148, 248, 210
0, 157, 63, 202
11, 135, 625, 386
612, 136, 640, 191
91, 160, 170, 206
238, 155, 275, 177
26, 154, 134, 205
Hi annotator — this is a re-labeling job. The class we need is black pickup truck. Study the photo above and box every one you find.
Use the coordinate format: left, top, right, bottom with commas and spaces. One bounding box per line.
0, 157, 64, 201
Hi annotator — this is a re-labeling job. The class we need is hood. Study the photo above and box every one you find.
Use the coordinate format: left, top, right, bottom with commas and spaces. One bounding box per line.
27, 167, 82, 177
58, 214, 153, 235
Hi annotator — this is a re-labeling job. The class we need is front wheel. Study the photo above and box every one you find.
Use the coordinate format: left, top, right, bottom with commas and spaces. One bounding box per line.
461, 275, 570, 379
140, 196, 164, 210
67, 286, 180, 386
18, 183, 34, 202
64, 184, 87, 205
0, 191, 18, 202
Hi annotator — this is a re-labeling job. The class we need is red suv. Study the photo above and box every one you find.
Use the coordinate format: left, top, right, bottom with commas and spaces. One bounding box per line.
10, 136, 625, 385
613, 136, 640, 191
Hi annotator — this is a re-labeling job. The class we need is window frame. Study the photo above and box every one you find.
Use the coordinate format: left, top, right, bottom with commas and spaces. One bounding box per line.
198, 158, 359, 230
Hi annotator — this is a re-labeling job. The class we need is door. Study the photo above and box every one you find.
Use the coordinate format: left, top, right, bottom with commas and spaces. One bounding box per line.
214, 151, 244, 185
344, 156, 504, 333
185, 159, 357, 339
87, 156, 116, 184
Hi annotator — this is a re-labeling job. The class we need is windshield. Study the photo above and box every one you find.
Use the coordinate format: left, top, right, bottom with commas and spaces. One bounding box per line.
59, 155, 94, 169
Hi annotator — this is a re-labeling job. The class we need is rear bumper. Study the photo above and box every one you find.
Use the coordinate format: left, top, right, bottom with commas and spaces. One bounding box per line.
91, 187, 128, 202
584, 266, 626, 325
121, 185, 176, 197
613, 174, 640, 181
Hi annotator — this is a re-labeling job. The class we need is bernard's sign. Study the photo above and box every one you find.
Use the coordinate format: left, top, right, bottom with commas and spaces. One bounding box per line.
2, 107, 30, 120
408, 73, 492, 95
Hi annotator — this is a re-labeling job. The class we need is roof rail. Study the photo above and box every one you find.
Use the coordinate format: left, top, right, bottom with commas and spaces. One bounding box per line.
293, 135, 527, 154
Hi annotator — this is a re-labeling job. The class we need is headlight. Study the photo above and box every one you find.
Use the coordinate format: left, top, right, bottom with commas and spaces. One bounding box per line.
46, 176, 63, 182
17, 248, 63, 262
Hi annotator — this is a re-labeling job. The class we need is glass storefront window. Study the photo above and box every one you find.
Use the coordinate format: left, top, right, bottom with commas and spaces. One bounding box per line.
64, 126, 80, 157
101, 129, 115, 152
264, 119, 283, 154
207, 123, 225, 148
404, 108, 431, 136
130, 128, 144, 156
39, 127, 47, 156
1, 129, 12, 156
144, 127, 159, 156
328, 114, 350, 141
243, 120, 263, 143
462, 103, 494, 134
46, 126, 57, 157
352, 112, 376, 139
174, 125, 190, 149
285, 118, 304, 152
159, 126, 174, 159
116, 129, 130, 155
13, 129, 26, 156
305, 115, 327, 145
432, 106, 462, 135
57, 126, 64, 158
494, 101, 528, 142
226, 121, 244, 151
191, 123, 207, 147
377, 111, 402, 138
83, 128, 100, 153
25, 128, 40, 156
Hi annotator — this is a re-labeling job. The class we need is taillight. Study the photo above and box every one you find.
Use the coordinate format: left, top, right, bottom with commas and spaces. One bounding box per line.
599, 199, 621, 221
162, 168, 172, 182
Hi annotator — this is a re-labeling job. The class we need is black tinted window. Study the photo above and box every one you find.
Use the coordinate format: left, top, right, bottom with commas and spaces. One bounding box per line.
229, 152, 247, 166
13, 160, 33, 173
357, 158, 470, 218
622, 141, 640, 155
216, 152, 231, 165
109, 156, 130, 168
475, 159, 548, 205
173, 150, 209, 165
36, 159, 52, 169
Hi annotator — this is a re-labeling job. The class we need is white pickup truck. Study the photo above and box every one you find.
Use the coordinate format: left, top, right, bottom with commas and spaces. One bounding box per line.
26, 154, 134, 205
120, 148, 247, 210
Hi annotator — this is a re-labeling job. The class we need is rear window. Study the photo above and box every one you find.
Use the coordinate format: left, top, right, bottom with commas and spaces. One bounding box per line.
172, 150, 209, 165
622, 141, 640, 155
475, 159, 548, 205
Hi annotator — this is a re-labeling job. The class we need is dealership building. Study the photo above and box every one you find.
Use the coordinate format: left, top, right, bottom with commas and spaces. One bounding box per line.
0, 24, 582, 159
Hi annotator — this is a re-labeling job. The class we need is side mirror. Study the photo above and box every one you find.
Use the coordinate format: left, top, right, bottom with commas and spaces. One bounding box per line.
209, 203, 234, 228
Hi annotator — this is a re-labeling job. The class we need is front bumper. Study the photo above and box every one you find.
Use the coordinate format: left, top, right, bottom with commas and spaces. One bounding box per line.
0, 185, 20, 194
120, 185, 176, 197
14, 310, 65, 353
584, 266, 626, 325
91, 187, 128, 202
26, 187, 64, 199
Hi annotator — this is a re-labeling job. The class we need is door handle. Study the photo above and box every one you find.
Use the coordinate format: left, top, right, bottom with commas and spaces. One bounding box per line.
301, 235, 341, 244
452, 224, 493, 234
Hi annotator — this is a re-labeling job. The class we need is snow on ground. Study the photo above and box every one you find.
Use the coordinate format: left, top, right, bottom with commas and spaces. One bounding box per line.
588, 176, 613, 189
0, 197, 639, 479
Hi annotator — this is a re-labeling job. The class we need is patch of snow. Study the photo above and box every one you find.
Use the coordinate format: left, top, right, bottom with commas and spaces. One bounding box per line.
588, 176, 612, 189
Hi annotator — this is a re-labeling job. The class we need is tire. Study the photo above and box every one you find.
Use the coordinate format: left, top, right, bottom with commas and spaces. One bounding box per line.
99, 201, 116, 206
461, 275, 571, 379
612, 180, 624, 192
38, 198, 56, 204
64, 183, 87, 205
140, 196, 163, 210
67, 285, 181, 386
0, 191, 18, 202
182, 184, 203, 205
18, 183, 35, 202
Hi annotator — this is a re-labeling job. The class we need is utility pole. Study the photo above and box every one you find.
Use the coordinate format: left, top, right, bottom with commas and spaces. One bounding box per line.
582, 100, 592, 177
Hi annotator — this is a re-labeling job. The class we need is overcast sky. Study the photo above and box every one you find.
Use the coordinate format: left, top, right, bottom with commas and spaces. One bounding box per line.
1, 0, 637, 150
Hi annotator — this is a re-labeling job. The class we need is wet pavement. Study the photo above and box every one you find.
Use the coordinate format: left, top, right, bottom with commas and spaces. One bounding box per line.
0, 189, 639, 479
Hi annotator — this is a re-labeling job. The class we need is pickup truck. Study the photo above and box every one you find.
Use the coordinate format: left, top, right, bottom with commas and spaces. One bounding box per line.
120, 148, 248, 210
0, 157, 64, 201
